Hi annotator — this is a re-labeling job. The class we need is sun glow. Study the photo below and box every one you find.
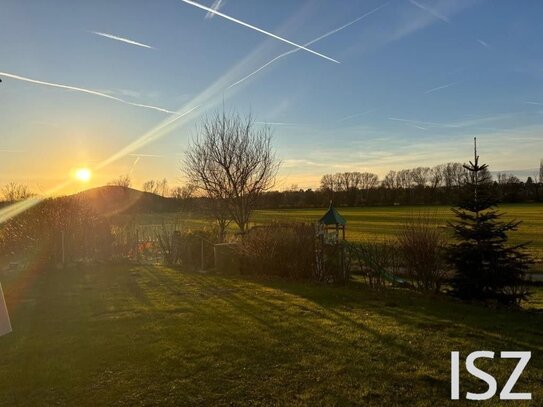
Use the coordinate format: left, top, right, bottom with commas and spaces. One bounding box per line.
74, 167, 92, 183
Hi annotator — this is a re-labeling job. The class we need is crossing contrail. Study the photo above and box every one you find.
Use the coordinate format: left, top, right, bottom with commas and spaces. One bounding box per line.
180, 0, 339, 64
91, 31, 154, 49
0, 71, 179, 115
228, 3, 388, 89
204, 0, 223, 19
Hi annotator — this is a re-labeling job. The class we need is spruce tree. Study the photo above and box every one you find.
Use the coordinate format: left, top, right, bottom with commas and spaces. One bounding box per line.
448, 138, 532, 305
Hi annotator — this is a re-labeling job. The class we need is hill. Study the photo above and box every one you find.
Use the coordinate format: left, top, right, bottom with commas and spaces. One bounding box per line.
75, 185, 182, 216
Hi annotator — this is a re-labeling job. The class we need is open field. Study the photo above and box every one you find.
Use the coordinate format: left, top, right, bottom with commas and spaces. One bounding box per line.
130, 203, 543, 266
1, 264, 542, 406
253, 204, 543, 255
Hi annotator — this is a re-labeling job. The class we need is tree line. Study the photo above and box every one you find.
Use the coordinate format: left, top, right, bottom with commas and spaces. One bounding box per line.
256, 161, 543, 208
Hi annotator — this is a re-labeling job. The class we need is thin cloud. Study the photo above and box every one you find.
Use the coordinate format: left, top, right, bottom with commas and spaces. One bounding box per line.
91, 31, 154, 49
255, 121, 299, 126
477, 39, 491, 49
407, 123, 428, 130
128, 156, 140, 175
0, 149, 25, 153
180, 0, 339, 63
424, 81, 458, 94
338, 108, 377, 122
127, 153, 165, 157
228, 3, 388, 89
388, 117, 440, 126
524, 101, 543, 106
408, 0, 450, 23
205, 0, 224, 19
0, 71, 180, 115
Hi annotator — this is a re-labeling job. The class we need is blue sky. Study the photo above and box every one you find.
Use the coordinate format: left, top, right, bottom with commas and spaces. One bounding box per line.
1, 0, 543, 193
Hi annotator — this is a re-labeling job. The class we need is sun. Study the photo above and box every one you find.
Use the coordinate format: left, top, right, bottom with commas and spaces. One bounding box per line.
74, 167, 92, 183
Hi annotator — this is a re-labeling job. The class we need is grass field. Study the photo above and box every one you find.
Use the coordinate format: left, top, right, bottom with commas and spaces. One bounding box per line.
1, 264, 542, 406
131, 203, 543, 266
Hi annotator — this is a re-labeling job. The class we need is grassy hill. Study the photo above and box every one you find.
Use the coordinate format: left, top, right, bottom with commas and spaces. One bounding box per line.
1, 265, 542, 406
75, 185, 182, 215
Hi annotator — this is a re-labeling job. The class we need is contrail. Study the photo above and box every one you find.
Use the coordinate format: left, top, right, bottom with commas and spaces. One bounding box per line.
338, 108, 376, 122
0, 71, 179, 115
205, 0, 223, 19
228, 3, 388, 89
409, 0, 450, 23
94, 105, 200, 170
127, 153, 165, 157
91, 31, 154, 49
254, 121, 298, 126
180, 0, 339, 63
424, 81, 457, 94
128, 156, 140, 175
477, 39, 490, 49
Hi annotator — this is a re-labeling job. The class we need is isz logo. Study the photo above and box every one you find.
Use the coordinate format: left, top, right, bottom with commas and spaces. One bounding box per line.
451, 351, 531, 401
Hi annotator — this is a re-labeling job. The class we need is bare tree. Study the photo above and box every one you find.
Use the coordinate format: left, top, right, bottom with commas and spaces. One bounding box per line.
183, 110, 279, 233
108, 175, 131, 188
1, 182, 34, 202
539, 159, 543, 184
429, 165, 444, 189
320, 174, 338, 192
359, 172, 379, 190
411, 167, 430, 188
171, 184, 197, 200
142, 178, 169, 196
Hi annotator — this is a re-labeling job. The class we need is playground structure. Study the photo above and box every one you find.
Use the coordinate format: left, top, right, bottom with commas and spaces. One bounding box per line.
315, 202, 349, 282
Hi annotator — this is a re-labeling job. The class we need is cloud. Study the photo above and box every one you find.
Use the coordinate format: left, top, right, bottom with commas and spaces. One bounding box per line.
338, 109, 377, 122
477, 39, 491, 49
228, 3, 388, 89
254, 121, 300, 126
408, 0, 450, 23
180, 0, 339, 63
0, 71, 179, 115
127, 153, 165, 158
205, 0, 224, 19
91, 31, 154, 49
424, 81, 458, 94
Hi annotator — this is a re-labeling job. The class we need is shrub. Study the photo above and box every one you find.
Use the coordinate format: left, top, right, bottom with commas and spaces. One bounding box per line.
237, 223, 315, 279
0, 196, 113, 263
397, 214, 447, 293
348, 240, 401, 289
157, 226, 218, 269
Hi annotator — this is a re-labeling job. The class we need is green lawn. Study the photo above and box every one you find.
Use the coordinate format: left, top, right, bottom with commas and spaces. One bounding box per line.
1, 265, 542, 406
252, 204, 543, 257
130, 203, 543, 268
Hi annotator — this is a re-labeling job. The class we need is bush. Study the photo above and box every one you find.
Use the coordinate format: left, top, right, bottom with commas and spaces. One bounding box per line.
237, 223, 316, 279
0, 196, 113, 263
348, 239, 401, 289
158, 226, 218, 270
397, 214, 447, 293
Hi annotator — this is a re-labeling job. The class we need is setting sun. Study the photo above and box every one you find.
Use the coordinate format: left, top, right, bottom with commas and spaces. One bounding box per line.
74, 168, 92, 183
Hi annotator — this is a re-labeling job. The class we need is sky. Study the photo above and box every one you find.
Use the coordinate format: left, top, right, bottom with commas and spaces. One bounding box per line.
1, 0, 543, 195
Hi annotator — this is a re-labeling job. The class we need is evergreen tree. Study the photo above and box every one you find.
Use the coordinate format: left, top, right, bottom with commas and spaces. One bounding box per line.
448, 138, 532, 305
